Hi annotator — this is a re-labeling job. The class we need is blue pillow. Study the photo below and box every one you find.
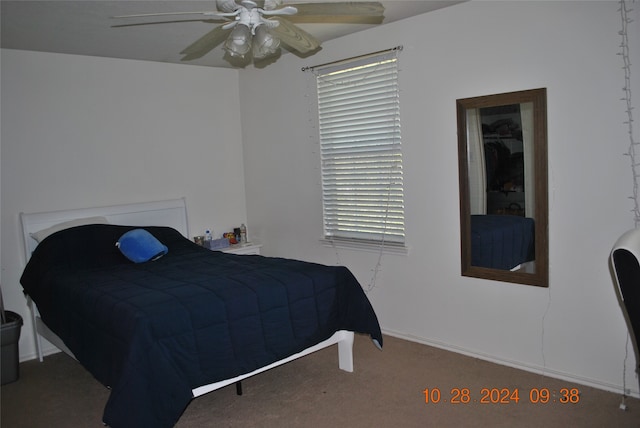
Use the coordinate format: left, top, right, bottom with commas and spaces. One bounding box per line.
116, 229, 168, 263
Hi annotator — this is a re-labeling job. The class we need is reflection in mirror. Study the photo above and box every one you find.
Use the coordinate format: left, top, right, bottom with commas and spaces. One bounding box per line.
457, 88, 548, 287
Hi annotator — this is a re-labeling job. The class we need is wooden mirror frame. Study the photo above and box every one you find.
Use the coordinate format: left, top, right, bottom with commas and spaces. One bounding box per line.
457, 88, 548, 287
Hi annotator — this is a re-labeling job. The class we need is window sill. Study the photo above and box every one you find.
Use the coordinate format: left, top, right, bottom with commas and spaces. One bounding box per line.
320, 238, 408, 255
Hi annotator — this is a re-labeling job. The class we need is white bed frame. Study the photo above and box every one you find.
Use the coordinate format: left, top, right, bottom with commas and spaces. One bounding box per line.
20, 198, 354, 399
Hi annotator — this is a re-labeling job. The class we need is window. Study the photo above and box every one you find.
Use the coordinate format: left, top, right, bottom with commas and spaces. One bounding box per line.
314, 50, 404, 247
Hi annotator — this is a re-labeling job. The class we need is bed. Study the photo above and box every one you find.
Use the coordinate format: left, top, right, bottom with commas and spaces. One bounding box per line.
19, 198, 383, 428
470, 214, 535, 270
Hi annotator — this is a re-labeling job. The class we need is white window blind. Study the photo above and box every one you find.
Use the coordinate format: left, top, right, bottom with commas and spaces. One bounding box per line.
315, 51, 404, 246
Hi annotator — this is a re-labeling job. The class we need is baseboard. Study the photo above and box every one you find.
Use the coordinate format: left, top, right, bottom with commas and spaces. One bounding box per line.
382, 328, 640, 399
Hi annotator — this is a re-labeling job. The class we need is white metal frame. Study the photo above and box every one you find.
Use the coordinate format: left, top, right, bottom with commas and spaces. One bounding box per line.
19, 198, 355, 398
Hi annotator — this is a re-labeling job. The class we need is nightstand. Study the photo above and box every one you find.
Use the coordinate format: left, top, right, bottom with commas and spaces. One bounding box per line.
221, 243, 262, 255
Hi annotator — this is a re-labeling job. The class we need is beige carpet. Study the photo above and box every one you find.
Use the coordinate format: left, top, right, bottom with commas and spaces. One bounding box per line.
2, 334, 639, 427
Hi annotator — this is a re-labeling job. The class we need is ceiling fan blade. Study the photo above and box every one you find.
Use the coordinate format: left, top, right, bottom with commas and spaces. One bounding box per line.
287, 2, 384, 23
111, 19, 224, 29
180, 26, 233, 61
112, 11, 237, 19
270, 17, 320, 54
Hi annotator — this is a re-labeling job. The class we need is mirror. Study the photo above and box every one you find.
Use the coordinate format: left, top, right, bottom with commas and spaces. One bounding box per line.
457, 88, 548, 287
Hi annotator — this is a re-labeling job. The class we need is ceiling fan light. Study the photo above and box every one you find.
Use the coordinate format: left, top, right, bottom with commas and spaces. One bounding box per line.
252, 25, 281, 59
224, 24, 252, 57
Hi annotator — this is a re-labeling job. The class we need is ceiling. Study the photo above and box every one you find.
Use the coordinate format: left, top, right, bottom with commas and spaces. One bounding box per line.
1, 1, 463, 69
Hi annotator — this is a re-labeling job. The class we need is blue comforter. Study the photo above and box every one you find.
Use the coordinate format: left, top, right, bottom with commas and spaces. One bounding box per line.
470, 215, 535, 270
21, 224, 382, 428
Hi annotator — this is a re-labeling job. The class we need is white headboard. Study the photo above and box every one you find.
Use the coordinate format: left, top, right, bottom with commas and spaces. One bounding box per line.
20, 198, 189, 263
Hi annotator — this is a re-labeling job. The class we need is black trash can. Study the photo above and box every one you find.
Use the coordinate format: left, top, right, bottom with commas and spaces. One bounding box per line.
1, 311, 23, 385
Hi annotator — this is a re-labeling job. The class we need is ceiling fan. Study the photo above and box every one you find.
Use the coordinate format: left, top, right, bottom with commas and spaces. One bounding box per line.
113, 0, 385, 64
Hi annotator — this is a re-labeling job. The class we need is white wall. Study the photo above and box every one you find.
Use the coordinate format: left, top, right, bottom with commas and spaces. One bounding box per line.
0, 50, 247, 359
239, 1, 640, 395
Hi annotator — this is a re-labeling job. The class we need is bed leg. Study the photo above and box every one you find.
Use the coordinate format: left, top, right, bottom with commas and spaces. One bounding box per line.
337, 331, 354, 372
27, 297, 44, 362
235, 381, 243, 396
35, 332, 44, 362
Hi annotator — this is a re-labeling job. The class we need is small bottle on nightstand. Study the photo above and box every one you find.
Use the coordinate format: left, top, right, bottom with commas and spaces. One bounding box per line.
240, 224, 247, 244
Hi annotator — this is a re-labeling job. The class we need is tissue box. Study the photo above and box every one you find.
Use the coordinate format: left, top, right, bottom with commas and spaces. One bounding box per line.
205, 238, 230, 250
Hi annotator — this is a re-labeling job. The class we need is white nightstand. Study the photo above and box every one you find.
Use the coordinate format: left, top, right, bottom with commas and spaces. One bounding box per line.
221, 243, 262, 255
